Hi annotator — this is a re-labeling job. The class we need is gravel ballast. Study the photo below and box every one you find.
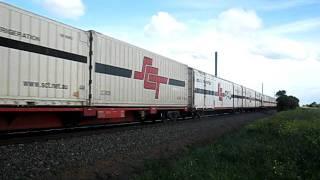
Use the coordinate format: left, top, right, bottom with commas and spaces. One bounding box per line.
0, 111, 275, 179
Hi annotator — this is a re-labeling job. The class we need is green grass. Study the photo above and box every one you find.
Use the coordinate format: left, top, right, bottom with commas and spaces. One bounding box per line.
135, 109, 320, 180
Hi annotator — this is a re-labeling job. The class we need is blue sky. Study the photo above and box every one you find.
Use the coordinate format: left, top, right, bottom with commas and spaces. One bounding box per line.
5, 0, 320, 32
2, 0, 320, 104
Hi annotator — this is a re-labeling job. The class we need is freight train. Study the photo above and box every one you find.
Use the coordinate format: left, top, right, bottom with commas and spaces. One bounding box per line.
0, 2, 276, 132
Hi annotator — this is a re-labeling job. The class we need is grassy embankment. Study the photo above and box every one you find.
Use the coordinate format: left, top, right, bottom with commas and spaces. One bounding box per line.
136, 109, 320, 179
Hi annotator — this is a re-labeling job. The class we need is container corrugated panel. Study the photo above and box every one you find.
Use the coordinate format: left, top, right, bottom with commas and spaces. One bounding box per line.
268, 96, 272, 107
0, 2, 89, 106
187, 68, 194, 107
265, 95, 270, 107
205, 74, 215, 109
245, 88, 256, 108
91, 31, 188, 107
255, 92, 262, 107
193, 70, 205, 109
233, 83, 243, 108
262, 95, 269, 107
193, 69, 214, 109
213, 77, 233, 109
265, 96, 276, 107
242, 88, 248, 108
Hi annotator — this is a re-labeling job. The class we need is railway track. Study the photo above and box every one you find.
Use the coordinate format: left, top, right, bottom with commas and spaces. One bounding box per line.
0, 112, 239, 146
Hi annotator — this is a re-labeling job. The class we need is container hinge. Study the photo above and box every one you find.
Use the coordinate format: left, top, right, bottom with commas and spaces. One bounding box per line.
89, 65, 92, 70
89, 79, 92, 85
89, 94, 92, 99
89, 50, 93, 56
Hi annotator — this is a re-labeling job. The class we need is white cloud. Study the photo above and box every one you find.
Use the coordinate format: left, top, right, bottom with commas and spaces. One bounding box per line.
216, 8, 262, 34
42, 0, 85, 19
252, 37, 309, 60
144, 12, 186, 37
265, 17, 320, 35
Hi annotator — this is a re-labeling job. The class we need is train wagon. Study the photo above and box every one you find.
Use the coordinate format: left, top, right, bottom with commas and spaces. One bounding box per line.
188, 68, 268, 113
0, 2, 91, 131
89, 30, 189, 122
187, 68, 278, 114
189, 68, 236, 111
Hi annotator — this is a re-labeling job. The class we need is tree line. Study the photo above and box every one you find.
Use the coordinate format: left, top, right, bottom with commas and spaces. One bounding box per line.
306, 102, 320, 108
275, 90, 299, 111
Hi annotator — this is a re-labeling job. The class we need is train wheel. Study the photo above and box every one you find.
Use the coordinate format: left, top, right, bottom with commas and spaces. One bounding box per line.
192, 111, 200, 120
61, 113, 81, 128
167, 111, 179, 122
161, 112, 168, 123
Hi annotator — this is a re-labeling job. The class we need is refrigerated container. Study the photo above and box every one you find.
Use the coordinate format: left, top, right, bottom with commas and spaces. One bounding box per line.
91, 31, 188, 107
0, 2, 89, 106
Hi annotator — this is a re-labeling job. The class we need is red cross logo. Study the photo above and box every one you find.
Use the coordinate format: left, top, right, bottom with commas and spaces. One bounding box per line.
218, 83, 223, 101
134, 57, 168, 99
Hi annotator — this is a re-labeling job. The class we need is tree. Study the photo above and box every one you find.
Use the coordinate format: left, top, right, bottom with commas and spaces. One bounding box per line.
275, 90, 299, 111
308, 102, 319, 108
310, 102, 317, 107
276, 90, 286, 97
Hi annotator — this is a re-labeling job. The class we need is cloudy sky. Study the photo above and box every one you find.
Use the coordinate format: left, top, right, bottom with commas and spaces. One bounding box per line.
3, 0, 320, 104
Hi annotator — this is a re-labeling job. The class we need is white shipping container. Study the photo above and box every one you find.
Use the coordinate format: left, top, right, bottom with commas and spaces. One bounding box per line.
213, 77, 234, 109
192, 69, 214, 109
192, 69, 234, 110
91, 31, 188, 107
0, 2, 89, 106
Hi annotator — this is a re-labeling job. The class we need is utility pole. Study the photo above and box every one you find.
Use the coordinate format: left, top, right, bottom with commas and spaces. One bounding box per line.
262, 82, 264, 106
215, 51, 218, 77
